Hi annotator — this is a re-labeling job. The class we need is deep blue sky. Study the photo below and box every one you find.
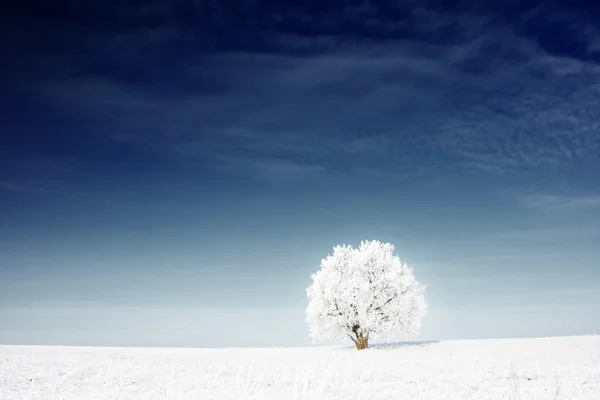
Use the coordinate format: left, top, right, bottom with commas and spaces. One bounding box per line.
1, 0, 599, 347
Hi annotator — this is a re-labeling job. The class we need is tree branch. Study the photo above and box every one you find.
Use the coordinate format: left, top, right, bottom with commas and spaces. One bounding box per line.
374, 293, 398, 311
334, 300, 343, 315
347, 334, 357, 344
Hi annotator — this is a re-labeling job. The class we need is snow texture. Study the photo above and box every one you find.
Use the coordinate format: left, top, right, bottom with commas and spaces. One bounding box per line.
1, 336, 599, 399
306, 240, 427, 345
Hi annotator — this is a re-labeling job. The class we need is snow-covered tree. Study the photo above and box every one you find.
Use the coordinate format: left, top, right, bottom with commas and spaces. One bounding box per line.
306, 240, 427, 350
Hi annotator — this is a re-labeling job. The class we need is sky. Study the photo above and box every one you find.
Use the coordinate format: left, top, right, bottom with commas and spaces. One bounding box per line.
1, 0, 599, 348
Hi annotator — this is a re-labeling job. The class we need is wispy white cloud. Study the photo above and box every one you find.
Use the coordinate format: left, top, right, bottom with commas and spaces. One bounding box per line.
11, 1, 600, 181
492, 225, 600, 241
519, 193, 600, 209
213, 155, 326, 181
0, 158, 77, 194
0, 181, 22, 192
490, 190, 600, 243
0, 180, 64, 194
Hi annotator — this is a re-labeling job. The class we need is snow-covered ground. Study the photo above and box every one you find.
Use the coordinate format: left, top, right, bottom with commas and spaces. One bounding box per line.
1, 335, 599, 400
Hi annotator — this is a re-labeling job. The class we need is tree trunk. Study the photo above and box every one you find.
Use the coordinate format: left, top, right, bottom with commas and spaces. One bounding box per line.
350, 327, 369, 350
355, 334, 369, 350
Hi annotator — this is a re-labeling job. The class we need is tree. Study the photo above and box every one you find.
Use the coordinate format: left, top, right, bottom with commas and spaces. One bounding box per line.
306, 240, 427, 350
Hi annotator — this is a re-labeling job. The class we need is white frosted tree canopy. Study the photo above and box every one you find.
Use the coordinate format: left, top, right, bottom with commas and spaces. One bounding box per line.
306, 240, 427, 349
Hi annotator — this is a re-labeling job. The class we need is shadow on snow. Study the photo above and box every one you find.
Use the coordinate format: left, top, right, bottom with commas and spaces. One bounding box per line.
338, 340, 439, 351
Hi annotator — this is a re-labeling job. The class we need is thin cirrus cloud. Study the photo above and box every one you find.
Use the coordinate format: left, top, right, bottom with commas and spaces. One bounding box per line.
29, 47, 600, 181
518, 194, 600, 209
492, 226, 600, 241
5, 1, 600, 183
490, 191, 600, 241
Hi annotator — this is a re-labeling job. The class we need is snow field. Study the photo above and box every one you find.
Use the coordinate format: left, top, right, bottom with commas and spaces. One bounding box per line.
1, 335, 599, 400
